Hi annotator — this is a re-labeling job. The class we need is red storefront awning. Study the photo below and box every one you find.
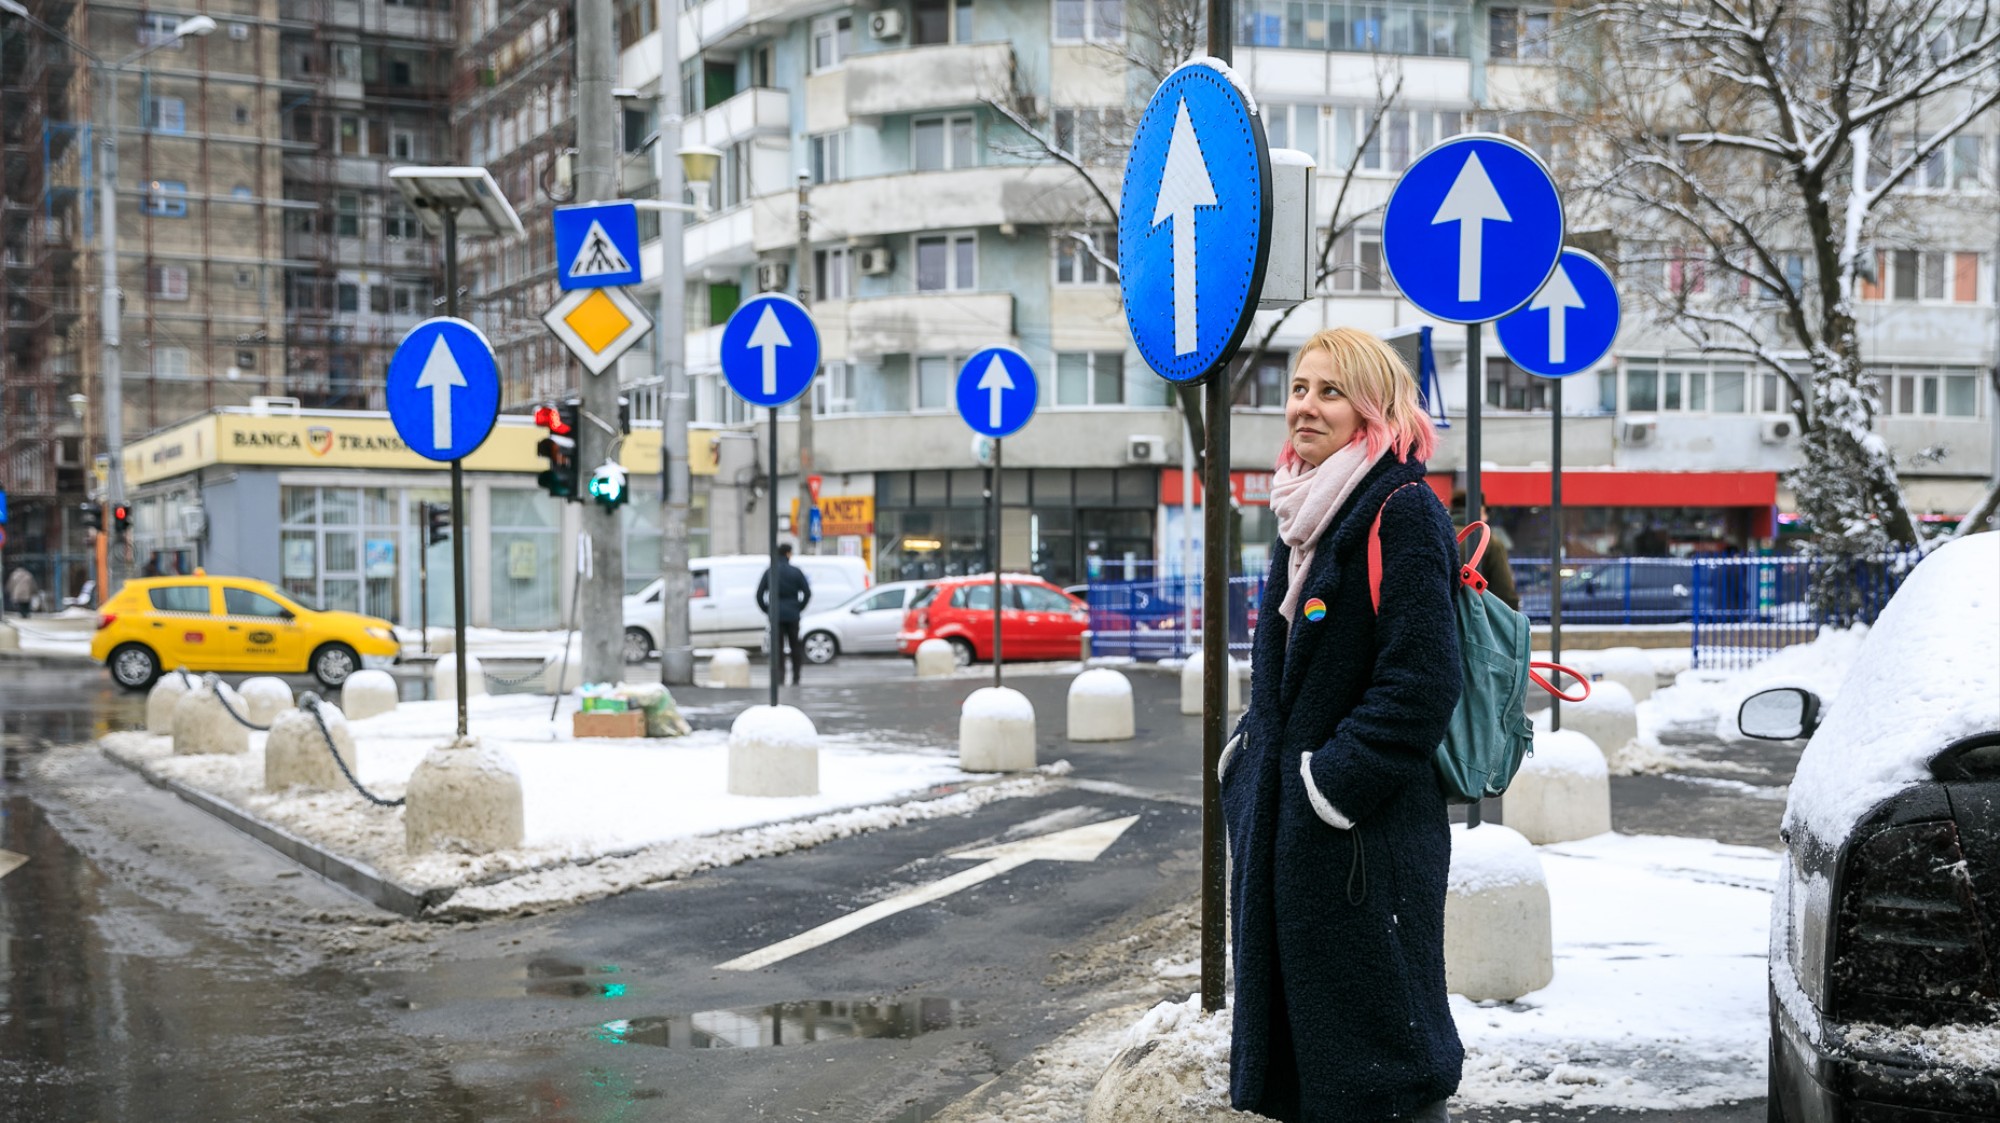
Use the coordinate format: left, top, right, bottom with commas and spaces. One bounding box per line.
1482, 469, 1777, 508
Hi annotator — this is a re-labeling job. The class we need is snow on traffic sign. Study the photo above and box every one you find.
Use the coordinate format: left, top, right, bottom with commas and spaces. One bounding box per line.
542, 285, 653, 376
1497, 249, 1621, 378
720, 293, 820, 407
1118, 58, 1271, 383
385, 318, 500, 462
954, 347, 1038, 439
552, 201, 643, 289
1382, 134, 1565, 324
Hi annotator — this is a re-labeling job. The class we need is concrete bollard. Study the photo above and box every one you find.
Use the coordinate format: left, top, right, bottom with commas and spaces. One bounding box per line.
960, 686, 1036, 772
1501, 728, 1613, 844
265, 697, 356, 792
238, 677, 295, 726
420, 627, 455, 655
171, 676, 251, 756
1445, 822, 1555, 1002
914, 638, 957, 678
404, 739, 525, 854
146, 669, 195, 734
726, 704, 819, 797
432, 653, 487, 703
1084, 996, 1238, 1123
1570, 646, 1656, 702
0, 622, 17, 651
1067, 668, 1135, 742
1179, 650, 1242, 716
706, 648, 751, 688
340, 668, 399, 721
1553, 680, 1638, 759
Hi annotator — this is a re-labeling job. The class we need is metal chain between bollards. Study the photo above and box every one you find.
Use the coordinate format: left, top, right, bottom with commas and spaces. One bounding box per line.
209, 675, 273, 732
475, 655, 560, 689
299, 692, 405, 808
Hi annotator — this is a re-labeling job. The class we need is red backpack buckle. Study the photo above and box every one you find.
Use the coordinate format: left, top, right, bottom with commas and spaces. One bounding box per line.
1459, 564, 1487, 592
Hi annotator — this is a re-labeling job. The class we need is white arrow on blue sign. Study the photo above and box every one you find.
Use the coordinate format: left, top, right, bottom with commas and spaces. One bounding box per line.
385, 317, 501, 463
1118, 59, 1271, 383
1496, 249, 1620, 379
720, 293, 820, 408
552, 201, 643, 290
955, 347, 1038, 439
1382, 133, 1565, 324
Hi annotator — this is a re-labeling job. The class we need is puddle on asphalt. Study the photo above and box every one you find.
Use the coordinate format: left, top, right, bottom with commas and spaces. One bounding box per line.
596, 997, 974, 1048
524, 957, 629, 999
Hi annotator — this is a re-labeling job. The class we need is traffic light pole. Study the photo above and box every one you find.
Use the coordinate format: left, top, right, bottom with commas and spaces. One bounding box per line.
575, 0, 624, 686
445, 210, 469, 739
419, 503, 430, 656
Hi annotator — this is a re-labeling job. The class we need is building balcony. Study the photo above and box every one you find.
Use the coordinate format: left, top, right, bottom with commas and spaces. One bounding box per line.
681, 193, 791, 271
844, 41, 1015, 119
835, 291, 1015, 358
809, 165, 1111, 242
679, 0, 844, 58
686, 86, 791, 151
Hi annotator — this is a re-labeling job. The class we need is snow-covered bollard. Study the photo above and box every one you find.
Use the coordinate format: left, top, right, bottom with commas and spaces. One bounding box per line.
432, 652, 486, 703
1084, 993, 1234, 1123
146, 669, 195, 734
1553, 680, 1637, 760
403, 739, 525, 854
340, 668, 398, 721
1179, 650, 1242, 716
914, 638, 957, 678
1067, 669, 1135, 742
726, 705, 819, 797
265, 696, 356, 792
171, 675, 251, 756
1500, 728, 1613, 845
706, 648, 751, 688
420, 627, 454, 655
960, 686, 1036, 772
237, 676, 294, 726
1445, 823, 1554, 1002
1570, 646, 1656, 702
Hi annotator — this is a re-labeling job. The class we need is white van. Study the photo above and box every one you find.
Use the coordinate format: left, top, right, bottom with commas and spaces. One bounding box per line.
622, 554, 871, 661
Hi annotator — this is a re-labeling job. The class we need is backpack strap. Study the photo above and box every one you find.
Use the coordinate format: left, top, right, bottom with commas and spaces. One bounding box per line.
1367, 484, 1491, 613
1529, 661, 1592, 702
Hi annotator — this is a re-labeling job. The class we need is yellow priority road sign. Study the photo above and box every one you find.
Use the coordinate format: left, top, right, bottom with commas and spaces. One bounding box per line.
543, 285, 654, 375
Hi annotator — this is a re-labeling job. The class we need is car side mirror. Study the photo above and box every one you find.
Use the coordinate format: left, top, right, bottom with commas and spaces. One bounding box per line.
1738, 687, 1821, 741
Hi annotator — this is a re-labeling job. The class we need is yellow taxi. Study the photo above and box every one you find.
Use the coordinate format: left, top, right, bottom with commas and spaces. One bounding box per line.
91, 572, 401, 690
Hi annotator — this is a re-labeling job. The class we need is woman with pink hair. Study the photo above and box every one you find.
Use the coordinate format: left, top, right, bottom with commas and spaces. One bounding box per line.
1219, 327, 1464, 1121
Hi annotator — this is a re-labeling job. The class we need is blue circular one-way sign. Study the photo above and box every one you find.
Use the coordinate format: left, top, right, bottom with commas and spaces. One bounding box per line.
1496, 249, 1621, 379
1118, 59, 1271, 383
1382, 134, 1565, 324
385, 318, 501, 463
721, 293, 820, 407
955, 348, 1038, 439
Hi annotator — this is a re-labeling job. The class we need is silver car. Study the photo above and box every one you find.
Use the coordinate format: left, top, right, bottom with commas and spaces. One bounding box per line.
798, 580, 931, 664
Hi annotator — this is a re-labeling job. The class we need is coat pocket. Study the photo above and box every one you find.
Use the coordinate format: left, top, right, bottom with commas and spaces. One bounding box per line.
1217, 731, 1243, 786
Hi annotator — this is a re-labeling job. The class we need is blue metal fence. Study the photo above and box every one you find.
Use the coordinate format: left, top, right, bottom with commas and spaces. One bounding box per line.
1687, 552, 1919, 669
1084, 567, 1265, 661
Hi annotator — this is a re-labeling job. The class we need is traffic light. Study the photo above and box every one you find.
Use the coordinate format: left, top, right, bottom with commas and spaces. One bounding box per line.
586, 460, 629, 510
534, 400, 580, 500
78, 502, 103, 532
424, 501, 452, 545
111, 504, 130, 534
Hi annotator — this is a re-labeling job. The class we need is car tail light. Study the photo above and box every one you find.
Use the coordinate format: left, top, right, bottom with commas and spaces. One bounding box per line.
1832, 819, 1996, 1024
97, 612, 116, 630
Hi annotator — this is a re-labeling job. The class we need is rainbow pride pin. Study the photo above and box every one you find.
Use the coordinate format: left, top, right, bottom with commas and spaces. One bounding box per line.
1302, 598, 1327, 621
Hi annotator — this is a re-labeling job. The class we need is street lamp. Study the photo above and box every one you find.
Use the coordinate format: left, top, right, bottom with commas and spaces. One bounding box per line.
677, 145, 722, 219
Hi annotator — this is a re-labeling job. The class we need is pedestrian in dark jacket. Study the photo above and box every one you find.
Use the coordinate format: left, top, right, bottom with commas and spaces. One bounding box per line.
756, 544, 813, 684
1221, 327, 1464, 1122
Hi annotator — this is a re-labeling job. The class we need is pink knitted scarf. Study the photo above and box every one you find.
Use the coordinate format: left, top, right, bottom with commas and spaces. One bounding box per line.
1271, 440, 1384, 624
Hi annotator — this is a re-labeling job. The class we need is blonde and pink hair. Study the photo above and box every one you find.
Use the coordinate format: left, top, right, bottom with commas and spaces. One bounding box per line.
1276, 327, 1439, 469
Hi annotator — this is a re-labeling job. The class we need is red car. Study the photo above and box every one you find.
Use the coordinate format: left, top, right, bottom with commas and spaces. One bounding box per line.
897, 574, 1088, 666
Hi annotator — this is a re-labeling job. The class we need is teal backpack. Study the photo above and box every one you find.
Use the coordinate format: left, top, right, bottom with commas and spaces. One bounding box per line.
1367, 484, 1587, 803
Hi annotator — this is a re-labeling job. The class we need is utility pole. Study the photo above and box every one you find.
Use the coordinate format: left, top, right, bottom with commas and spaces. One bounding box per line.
656, 0, 693, 686
794, 172, 816, 553
575, 0, 624, 684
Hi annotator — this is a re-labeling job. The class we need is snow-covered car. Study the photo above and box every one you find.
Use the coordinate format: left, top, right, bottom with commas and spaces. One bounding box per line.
1741, 533, 1999, 1123
796, 580, 931, 664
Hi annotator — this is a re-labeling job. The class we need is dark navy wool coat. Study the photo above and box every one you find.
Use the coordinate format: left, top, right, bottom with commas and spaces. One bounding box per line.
1222, 454, 1464, 1122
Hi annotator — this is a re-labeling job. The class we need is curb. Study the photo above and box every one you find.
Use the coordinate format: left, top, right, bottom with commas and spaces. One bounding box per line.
0, 648, 96, 669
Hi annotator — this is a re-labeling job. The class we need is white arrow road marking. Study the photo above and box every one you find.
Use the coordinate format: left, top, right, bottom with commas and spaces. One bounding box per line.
1431, 151, 1511, 303
976, 353, 1015, 430
746, 304, 793, 397
1530, 262, 1585, 364
0, 849, 26, 880
1152, 100, 1217, 356
715, 815, 1140, 972
413, 335, 467, 452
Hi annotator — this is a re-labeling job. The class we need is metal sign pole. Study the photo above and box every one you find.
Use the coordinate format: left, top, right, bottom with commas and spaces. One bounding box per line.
769, 407, 781, 708
444, 209, 469, 740
993, 438, 1004, 688
1200, 361, 1230, 1013
1465, 320, 1483, 826
419, 503, 430, 656
1551, 378, 1563, 732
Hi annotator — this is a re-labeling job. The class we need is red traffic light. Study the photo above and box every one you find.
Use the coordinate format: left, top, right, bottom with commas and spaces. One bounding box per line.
534, 404, 571, 435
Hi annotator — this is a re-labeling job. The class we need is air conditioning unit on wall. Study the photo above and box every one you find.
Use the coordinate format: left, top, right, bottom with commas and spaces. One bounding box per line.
856, 246, 893, 275
1760, 417, 1795, 444
755, 260, 788, 292
868, 9, 904, 38
1126, 435, 1169, 464
1620, 418, 1656, 447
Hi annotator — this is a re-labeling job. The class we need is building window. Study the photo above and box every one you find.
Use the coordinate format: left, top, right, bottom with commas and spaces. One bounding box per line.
1231, 352, 1289, 408
335, 194, 361, 237
915, 232, 976, 291
1329, 107, 1464, 173
1238, 0, 1468, 55
384, 205, 419, 241
810, 130, 848, 184
1053, 107, 1127, 163
1876, 365, 1984, 419
913, 0, 974, 44
916, 355, 958, 410
337, 282, 360, 312
148, 264, 190, 300
615, 0, 655, 46
338, 115, 364, 154
1485, 357, 1550, 411
390, 128, 417, 161
1262, 104, 1320, 162
1055, 352, 1125, 406
153, 346, 191, 378
391, 279, 431, 315
913, 113, 976, 171
1054, 228, 1117, 285
1330, 228, 1388, 292
815, 246, 852, 300
1054, 0, 1122, 41
142, 180, 189, 217
810, 13, 851, 70
814, 360, 854, 416
1488, 6, 1555, 59
138, 13, 193, 48
146, 95, 186, 134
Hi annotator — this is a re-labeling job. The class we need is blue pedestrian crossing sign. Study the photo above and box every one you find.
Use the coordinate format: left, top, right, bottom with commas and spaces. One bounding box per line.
553, 201, 642, 290
1118, 59, 1271, 383
955, 347, 1038, 439
385, 318, 501, 463
720, 293, 820, 408
1382, 134, 1564, 324
1496, 250, 1620, 379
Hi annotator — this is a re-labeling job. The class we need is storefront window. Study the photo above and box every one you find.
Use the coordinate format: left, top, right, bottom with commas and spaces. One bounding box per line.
875, 468, 1157, 587
490, 488, 560, 629
280, 486, 400, 618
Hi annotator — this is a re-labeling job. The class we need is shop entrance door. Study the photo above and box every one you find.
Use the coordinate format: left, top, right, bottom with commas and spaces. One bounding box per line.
1078, 509, 1154, 582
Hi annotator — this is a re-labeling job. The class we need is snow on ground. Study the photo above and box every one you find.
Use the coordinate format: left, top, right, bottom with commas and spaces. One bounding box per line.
9, 620, 93, 658
1635, 627, 1867, 747
99, 692, 1065, 914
